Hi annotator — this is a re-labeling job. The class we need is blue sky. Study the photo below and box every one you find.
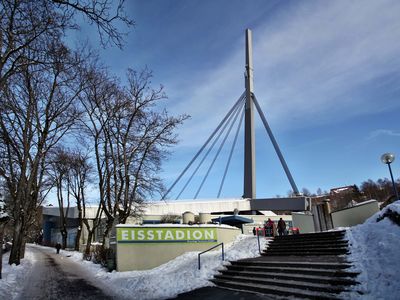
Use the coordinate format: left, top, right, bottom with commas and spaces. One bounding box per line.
76, 0, 400, 200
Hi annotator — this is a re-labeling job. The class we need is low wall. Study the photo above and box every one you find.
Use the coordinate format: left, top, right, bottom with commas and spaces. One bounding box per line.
292, 212, 315, 233
331, 200, 380, 228
116, 224, 240, 271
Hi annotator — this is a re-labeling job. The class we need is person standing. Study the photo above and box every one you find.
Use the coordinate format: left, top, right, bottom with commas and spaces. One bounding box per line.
55, 242, 61, 254
277, 218, 286, 236
265, 218, 275, 237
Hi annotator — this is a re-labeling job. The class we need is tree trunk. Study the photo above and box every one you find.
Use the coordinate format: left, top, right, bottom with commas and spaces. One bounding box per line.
20, 237, 26, 259
0, 224, 5, 279
9, 220, 23, 265
75, 203, 83, 251
84, 230, 93, 259
75, 228, 82, 251
102, 217, 114, 248
61, 230, 67, 249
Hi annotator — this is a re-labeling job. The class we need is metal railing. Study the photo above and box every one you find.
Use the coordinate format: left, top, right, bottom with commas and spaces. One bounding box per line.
198, 243, 224, 270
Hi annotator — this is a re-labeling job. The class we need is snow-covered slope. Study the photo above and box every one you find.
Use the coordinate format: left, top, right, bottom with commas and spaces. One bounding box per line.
68, 234, 267, 300
344, 200, 400, 299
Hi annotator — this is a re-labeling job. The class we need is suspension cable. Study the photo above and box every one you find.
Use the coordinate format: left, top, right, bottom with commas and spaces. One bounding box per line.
253, 95, 300, 195
161, 92, 245, 200
177, 97, 244, 199
194, 100, 244, 199
217, 102, 245, 198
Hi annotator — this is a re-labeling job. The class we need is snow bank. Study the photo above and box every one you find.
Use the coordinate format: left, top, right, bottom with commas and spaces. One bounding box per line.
63, 234, 267, 300
0, 250, 36, 299
344, 200, 400, 300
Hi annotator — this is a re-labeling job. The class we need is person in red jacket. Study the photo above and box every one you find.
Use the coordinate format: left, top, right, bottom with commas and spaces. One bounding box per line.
264, 218, 275, 237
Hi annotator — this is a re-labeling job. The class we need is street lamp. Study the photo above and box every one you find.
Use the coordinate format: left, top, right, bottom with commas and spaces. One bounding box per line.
381, 153, 399, 200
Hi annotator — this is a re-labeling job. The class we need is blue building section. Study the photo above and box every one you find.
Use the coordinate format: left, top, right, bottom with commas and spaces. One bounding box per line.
43, 215, 56, 246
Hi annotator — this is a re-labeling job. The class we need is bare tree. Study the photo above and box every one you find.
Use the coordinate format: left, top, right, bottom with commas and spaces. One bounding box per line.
0, 189, 10, 279
79, 67, 188, 247
0, 0, 133, 91
0, 0, 133, 266
66, 148, 101, 254
0, 40, 83, 265
52, 0, 134, 48
47, 147, 73, 248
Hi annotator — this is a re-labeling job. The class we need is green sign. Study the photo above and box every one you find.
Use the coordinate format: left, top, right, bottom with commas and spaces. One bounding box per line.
117, 227, 217, 243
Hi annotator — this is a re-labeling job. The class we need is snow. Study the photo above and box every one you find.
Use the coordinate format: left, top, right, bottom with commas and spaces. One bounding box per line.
2, 202, 399, 299
354, 199, 378, 206
0, 250, 36, 299
65, 234, 266, 300
0, 197, 8, 219
116, 223, 236, 228
343, 200, 400, 299
0, 234, 266, 300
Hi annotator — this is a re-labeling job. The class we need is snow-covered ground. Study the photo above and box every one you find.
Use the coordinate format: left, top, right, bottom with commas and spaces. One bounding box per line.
1, 234, 267, 299
343, 200, 400, 300
0, 249, 37, 299
1, 202, 399, 299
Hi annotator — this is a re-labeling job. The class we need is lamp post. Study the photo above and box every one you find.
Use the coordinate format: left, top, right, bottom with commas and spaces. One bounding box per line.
381, 153, 399, 200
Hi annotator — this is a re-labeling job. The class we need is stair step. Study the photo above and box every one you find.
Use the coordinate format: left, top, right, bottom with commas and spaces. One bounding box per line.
264, 247, 349, 251
211, 278, 342, 300
264, 249, 349, 254
268, 240, 348, 246
214, 274, 350, 293
219, 270, 359, 285
209, 230, 357, 299
274, 231, 345, 239
262, 252, 349, 256
273, 236, 345, 242
267, 245, 348, 251
268, 241, 348, 248
272, 237, 346, 243
225, 265, 358, 277
231, 260, 352, 270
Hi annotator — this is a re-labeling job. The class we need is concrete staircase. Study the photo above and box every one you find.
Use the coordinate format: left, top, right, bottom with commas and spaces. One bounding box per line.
211, 230, 359, 299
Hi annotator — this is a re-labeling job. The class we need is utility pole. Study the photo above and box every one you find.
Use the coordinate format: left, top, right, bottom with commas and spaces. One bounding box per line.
243, 29, 256, 199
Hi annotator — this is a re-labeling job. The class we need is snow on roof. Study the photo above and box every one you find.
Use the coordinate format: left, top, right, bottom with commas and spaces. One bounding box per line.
331, 187, 353, 193
144, 198, 251, 215
259, 210, 277, 216
42, 206, 100, 219
354, 199, 378, 206
116, 223, 238, 229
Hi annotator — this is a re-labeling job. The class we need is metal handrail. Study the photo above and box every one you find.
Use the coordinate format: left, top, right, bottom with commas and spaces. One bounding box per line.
198, 243, 224, 270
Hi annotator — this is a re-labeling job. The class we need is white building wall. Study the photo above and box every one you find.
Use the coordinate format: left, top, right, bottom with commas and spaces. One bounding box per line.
331, 200, 379, 228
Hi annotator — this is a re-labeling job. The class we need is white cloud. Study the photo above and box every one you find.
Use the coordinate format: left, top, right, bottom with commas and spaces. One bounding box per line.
368, 129, 400, 140
166, 0, 400, 149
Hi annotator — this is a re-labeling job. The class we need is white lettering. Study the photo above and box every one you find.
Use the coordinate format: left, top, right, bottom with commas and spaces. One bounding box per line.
175, 230, 185, 240
204, 230, 215, 240
164, 230, 174, 240
121, 230, 128, 240
138, 230, 145, 240
147, 230, 154, 240
193, 230, 202, 240
130, 230, 135, 240
156, 230, 163, 240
